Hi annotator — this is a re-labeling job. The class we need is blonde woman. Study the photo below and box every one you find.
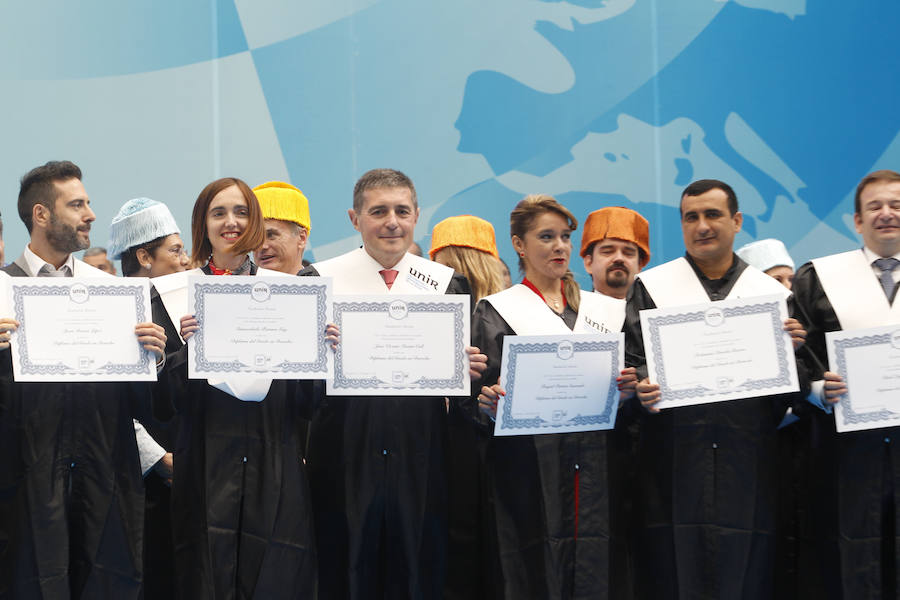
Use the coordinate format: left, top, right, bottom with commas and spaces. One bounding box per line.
429, 215, 504, 598
430, 215, 505, 303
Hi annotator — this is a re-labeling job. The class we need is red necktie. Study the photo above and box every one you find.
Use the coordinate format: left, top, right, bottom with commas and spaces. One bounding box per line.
379, 269, 399, 289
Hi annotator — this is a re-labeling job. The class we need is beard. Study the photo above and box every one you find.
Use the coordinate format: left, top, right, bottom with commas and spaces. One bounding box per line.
47, 213, 89, 254
604, 264, 630, 288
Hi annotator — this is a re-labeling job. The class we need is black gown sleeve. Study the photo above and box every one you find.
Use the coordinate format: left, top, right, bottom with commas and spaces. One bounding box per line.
623, 278, 656, 380
791, 261, 834, 378
468, 299, 516, 433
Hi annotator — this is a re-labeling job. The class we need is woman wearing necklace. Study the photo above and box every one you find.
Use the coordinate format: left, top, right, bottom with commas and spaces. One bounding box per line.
470, 195, 636, 599
154, 177, 337, 599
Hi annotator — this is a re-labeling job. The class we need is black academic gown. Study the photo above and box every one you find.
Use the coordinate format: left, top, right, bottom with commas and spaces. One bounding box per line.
139, 285, 181, 600
152, 268, 319, 600
0, 263, 147, 600
623, 255, 803, 600
444, 352, 494, 600
792, 261, 900, 600
299, 266, 469, 600
470, 299, 628, 600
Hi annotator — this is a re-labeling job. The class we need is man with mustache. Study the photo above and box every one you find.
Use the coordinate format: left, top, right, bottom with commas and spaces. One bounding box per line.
792, 169, 900, 599
623, 179, 808, 599
0, 160, 167, 599
581, 206, 650, 299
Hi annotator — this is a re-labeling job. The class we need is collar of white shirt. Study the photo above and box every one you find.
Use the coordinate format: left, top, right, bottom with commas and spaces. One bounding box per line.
862, 245, 900, 284
22, 244, 76, 277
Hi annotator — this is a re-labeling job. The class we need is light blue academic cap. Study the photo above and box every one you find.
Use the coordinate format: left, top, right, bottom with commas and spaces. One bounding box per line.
107, 197, 180, 260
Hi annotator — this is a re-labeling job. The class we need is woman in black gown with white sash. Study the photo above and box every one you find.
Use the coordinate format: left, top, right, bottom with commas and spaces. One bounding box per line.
472, 195, 636, 599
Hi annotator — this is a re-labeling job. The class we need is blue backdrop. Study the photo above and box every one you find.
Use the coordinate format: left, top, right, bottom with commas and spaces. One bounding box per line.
2, 0, 897, 288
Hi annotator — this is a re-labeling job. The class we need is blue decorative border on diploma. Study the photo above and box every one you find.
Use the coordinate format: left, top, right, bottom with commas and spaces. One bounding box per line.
12, 283, 150, 375
193, 281, 329, 373
833, 333, 897, 425
331, 300, 466, 391
499, 340, 619, 430
646, 300, 791, 399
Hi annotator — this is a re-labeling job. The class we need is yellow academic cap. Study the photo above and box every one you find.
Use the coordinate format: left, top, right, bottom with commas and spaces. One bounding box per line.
252, 181, 311, 232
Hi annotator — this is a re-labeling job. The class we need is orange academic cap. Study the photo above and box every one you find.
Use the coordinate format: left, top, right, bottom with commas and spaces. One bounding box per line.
579, 206, 650, 267
429, 215, 499, 259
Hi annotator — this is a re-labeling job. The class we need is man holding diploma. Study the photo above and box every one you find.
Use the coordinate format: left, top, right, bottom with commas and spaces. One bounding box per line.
625, 179, 807, 599
299, 169, 487, 598
0, 161, 167, 599
792, 169, 900, 599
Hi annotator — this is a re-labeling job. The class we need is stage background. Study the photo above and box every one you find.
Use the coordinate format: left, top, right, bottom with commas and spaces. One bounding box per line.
2, 0, 898, 287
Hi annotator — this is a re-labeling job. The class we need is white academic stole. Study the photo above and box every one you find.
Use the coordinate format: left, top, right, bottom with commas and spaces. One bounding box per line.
482, 284, 625, 335
812, 249, 900, 329
636, 256, 790, 309
313, 248, 454, 295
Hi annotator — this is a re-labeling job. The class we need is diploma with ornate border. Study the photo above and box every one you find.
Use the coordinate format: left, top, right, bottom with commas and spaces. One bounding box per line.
327, 295, 470, 396
827, 324, 900, 433
188, 275, 332, 379
494, 333, 622, 436
9, 278, 154, 382
641, 294, 798, 409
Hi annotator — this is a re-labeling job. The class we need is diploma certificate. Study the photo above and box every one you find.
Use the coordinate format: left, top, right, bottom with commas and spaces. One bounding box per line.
495, 333, 623, 436
188, 275, 332, 379
9, 278, 155, 382
827, 325, 900, 433
641, 294, 798, 409
328, 295, 470, 396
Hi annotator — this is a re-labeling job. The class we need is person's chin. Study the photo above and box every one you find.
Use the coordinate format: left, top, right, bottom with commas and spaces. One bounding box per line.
378, 239, 407, 253
606, 273, 628, 287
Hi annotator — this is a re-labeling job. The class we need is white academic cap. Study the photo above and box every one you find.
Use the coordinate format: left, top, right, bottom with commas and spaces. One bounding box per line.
107, 198, 180, 260
736, 238, 795, 272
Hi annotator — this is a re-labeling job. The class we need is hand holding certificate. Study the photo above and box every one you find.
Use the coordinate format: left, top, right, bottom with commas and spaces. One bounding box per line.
827, 325, 900, 432
9, 278, 155, 381
494, 333, 623, 436
328, 295, 470, 396
640, 294, 799, 409
188, 275, 332, 379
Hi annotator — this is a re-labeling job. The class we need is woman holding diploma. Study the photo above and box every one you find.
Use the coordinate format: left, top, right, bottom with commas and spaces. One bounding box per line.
154, 178, 338, 599
107, 197, 189, 600
472, 195, 636, 599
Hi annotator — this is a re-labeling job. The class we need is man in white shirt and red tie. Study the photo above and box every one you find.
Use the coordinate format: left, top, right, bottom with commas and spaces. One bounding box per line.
300, 168, 486, 599
793, 169, 900, 600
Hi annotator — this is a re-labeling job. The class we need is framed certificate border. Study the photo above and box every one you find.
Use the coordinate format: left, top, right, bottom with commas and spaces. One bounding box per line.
192, 280, 330, 375
499, 338, 620, 433
644, 298, 794, 403
12, 281, 152, 378
828, 327, 900, 431
330, 298, 468, 394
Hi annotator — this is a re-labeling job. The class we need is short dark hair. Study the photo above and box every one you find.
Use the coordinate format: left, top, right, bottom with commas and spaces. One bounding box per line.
120, 235, 167, 277
352, 169, 417, 212
854, 169, 900, 214
18, 161, 83, 233
680, 179, 738, 216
